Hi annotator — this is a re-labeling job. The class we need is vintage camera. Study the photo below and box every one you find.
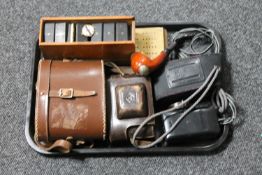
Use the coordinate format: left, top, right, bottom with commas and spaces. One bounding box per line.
162, 102, 221, 144
107, 75, 155, 144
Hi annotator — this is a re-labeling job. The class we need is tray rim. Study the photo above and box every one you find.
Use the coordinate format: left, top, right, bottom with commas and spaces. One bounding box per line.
25, 22, 231, 156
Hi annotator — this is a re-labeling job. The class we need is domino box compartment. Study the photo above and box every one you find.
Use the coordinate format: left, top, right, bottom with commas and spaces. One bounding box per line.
26, 21, 232, 156
39, 16, 135, 63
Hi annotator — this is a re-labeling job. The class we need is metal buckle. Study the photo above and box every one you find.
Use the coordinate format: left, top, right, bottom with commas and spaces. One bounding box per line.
59, 88, 74, 98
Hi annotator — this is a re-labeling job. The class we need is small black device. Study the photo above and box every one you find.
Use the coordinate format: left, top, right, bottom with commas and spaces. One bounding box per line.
153, 54, 222, 106
162, 102, 221, 144
91, 23, 103, 41
44, 23, 55, 42
103, 23, 115, 41
55, 22, 67, 42
116, 22, 129, 41
76, 23, 87, 41
67, 23, 75, 42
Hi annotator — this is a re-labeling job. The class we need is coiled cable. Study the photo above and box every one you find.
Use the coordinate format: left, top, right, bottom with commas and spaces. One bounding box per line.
171, 28, 220, 59
212, 88, 237, 125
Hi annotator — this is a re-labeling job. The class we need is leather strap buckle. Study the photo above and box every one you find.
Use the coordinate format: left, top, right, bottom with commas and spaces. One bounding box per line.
59, 88, 74, 98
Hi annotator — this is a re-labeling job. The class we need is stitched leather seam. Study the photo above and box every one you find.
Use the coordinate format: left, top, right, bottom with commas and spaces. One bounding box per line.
101, 60, 106, 140
45, 60, 52, 142
34, 59, 43, 143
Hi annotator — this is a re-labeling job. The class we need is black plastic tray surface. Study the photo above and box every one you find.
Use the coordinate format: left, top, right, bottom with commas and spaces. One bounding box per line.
25, 22, 231, 156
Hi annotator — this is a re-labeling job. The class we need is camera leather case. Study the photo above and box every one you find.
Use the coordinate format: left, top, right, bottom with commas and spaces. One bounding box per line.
34, 59, 106, 150
107, 75, 155, 144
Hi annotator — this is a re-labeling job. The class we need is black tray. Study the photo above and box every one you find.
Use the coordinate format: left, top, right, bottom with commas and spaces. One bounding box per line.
25, 22, 232, 156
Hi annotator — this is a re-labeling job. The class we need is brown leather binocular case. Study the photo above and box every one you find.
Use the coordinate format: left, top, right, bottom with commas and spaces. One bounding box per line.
34, 59, 106, 153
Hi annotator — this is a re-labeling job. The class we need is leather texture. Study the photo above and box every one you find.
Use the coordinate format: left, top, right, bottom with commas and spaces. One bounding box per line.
107, 74, 155, 144
35, 59, 106, 152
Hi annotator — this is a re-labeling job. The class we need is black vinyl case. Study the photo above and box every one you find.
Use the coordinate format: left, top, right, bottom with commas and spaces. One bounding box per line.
162, 102, 221, 144
25, 23, 232, 156
153, 54, 222, 106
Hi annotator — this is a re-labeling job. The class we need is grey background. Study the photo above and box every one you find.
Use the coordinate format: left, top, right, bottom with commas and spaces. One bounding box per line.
0, 0, 261, 174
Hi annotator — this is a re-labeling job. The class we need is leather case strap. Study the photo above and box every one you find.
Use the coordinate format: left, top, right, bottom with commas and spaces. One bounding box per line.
35, 138, 73, 154
45, 140, 72, 153
49, 89, 96, 98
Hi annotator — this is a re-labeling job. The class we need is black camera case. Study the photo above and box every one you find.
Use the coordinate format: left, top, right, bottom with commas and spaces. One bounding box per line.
162, 102, 221, 144
153, 53, 222, 106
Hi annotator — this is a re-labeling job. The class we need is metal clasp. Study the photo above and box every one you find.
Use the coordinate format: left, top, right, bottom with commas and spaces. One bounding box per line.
59, 88, 74, 98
